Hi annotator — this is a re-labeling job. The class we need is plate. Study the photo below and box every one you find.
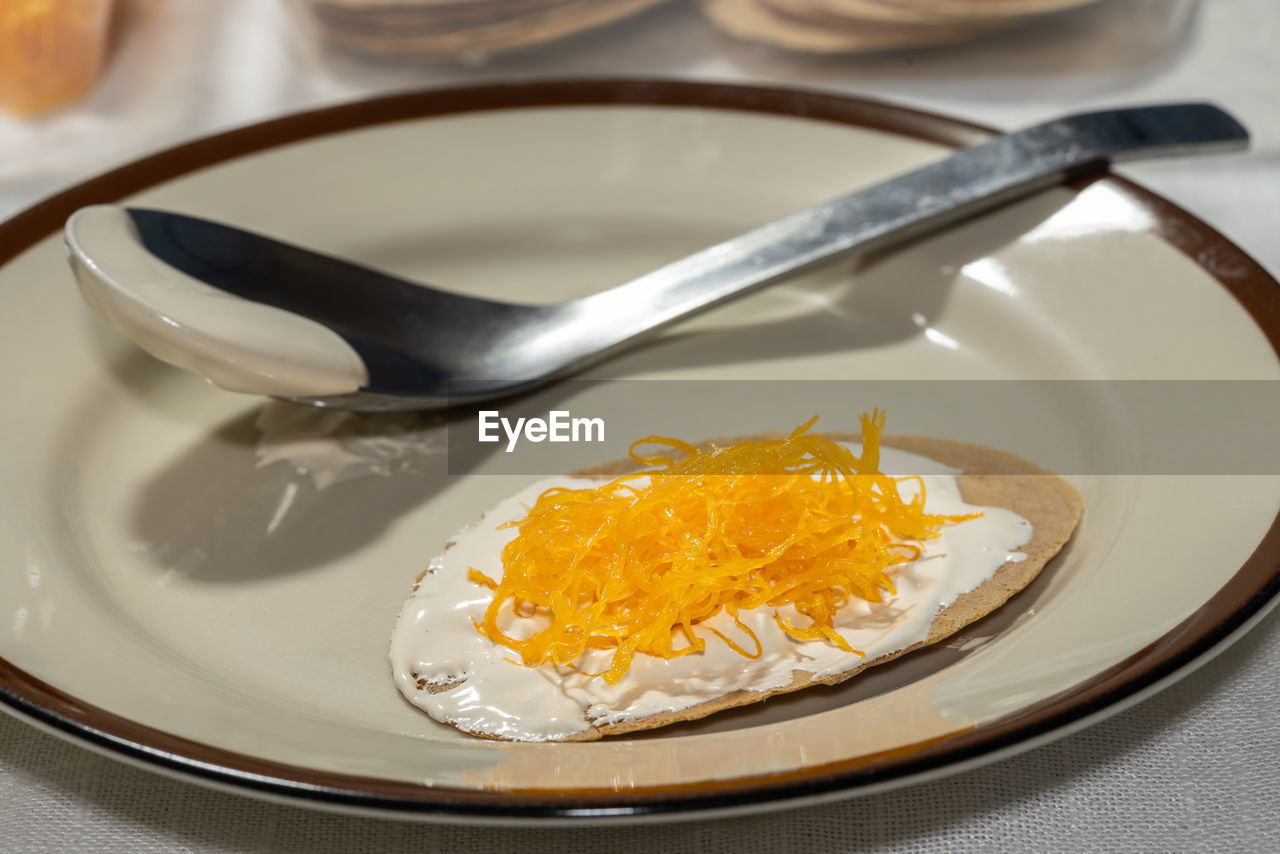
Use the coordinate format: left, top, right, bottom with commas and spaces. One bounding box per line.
1, 80, 1278, 822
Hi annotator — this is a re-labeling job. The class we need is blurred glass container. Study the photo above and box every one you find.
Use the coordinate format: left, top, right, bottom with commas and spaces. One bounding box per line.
696, 0, 1108, 54
0, 0, 114, 115
286, 0, 671, 63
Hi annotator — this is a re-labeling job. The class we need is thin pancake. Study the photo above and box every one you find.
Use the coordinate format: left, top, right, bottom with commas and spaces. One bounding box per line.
409, 433, 1081, 741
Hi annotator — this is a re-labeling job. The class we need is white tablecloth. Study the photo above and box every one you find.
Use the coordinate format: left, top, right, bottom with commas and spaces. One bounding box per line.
2, 0, 1278, 850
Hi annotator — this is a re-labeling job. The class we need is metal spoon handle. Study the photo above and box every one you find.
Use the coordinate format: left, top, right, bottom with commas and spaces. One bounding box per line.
570, 103, 1247, 354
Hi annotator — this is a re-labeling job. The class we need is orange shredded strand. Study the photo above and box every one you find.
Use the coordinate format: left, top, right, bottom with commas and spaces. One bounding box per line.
468, 412, 976, 684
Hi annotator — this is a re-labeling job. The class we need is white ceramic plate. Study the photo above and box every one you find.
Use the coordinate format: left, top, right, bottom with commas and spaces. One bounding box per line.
1, 81, 1278, 822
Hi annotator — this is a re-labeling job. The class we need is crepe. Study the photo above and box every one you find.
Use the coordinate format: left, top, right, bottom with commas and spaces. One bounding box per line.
392, 432, 1082, 741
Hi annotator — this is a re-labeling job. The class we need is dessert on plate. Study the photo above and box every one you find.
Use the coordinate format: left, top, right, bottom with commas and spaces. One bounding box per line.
390, 413, 1082, 742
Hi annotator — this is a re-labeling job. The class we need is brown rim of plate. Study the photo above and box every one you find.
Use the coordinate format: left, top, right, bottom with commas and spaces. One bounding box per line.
1, 79, 1277, 820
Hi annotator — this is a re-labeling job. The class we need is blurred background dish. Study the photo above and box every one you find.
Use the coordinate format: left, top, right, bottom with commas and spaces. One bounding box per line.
288, 0, 1105, 61
697, 0, 1106, 54
290, 0, 675, 61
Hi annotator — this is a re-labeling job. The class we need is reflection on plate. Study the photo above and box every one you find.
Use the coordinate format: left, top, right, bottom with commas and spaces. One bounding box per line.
0, 81, 1277, 822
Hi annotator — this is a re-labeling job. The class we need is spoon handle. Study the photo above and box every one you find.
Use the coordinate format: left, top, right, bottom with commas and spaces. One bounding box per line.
570, 103, 1247, 354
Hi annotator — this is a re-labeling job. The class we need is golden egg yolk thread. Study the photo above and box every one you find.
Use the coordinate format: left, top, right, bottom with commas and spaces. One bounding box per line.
467, 411, 977, 684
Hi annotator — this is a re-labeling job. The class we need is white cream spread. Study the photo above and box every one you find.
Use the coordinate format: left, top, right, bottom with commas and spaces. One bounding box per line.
389, 445, 1032, 742
65, 205, 369, 397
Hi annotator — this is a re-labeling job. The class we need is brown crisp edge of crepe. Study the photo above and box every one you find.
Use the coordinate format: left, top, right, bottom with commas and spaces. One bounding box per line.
419, 432, 1083, 741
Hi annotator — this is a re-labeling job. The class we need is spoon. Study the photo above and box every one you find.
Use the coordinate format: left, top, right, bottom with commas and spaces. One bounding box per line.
66, 103, 1248, 412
